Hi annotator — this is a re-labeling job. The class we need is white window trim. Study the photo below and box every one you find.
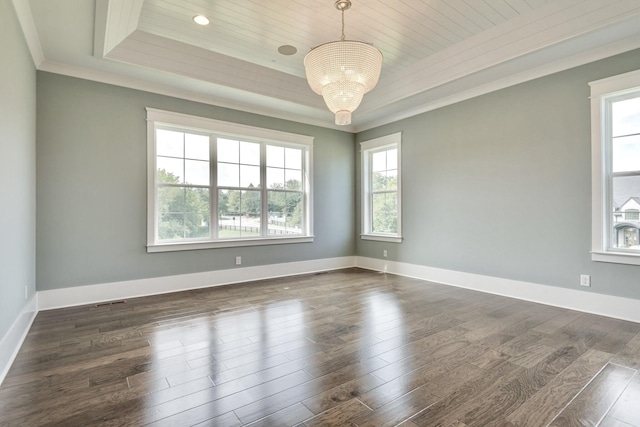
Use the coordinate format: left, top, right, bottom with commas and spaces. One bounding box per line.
360, 132, 403, 243
589, 69, 640, 266
146, 108, 314, 252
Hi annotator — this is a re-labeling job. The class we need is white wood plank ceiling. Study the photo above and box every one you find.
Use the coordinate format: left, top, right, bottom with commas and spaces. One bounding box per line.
20, 0, 640, 131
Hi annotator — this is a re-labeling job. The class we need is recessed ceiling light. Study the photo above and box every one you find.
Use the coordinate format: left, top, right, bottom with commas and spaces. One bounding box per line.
193, 15, 210, 26
278, 45, 297, 56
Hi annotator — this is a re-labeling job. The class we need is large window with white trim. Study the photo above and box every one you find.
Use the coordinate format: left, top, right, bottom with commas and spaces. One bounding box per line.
361, 132, 402, 243
590, 70, 640, 265
147, 109, 313, 252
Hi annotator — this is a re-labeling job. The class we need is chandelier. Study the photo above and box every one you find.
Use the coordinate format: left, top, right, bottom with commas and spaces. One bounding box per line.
304, 0, 383, 126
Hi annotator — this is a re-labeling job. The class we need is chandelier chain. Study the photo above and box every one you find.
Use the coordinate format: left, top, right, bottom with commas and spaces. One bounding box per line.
341, 8, 345, 41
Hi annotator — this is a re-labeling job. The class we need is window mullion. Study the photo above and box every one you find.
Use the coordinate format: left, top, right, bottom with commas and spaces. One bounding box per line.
260, 143, 268, 237
211, 135, 218, 240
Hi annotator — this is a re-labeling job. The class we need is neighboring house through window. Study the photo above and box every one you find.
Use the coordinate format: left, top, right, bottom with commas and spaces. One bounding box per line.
590, 69, 640, 265
147, 108, 314, 252
361, 132, 402, 243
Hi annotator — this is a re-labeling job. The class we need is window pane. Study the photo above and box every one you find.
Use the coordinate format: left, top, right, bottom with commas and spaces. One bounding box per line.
218, 189, 261, 238
612, 97, 640, 138
240, 165, 260, 188
157, 157, 183, 183
267, 145, 285, 168
218, 162, 239, 187
185, 134, 209, 160
372, 151, 387, 172
611, 175, 640, 249
240, 141, 260, 165
267, 167, 285, 189
387, 148, 398, 169
387, 169, 398, 191
285, 192, 303, 234
372, 171, 386, 192
372, 192, 398, 234
285, 170, 301, 190
158, 187, 210, 240
612, 134, 640, 173
185, 159, 210, 185
184, 188, 210, 238
285, 147, 302, 170
158, 186, 185, 213
219, 189, 240, 238
218, 138, 239, 163
159, 213, 185, 240
268, 191, 303, 236
156, 129, 183, 157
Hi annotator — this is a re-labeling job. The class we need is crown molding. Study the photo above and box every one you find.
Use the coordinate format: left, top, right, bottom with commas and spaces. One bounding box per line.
37, 61, 352, 132
11, 0, 44, 67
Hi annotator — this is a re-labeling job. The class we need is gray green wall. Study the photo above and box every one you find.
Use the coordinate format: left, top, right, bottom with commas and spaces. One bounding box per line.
0, 0, 37, 338
357, 49, 640, 300
36, 73, 355, 290
32, 47, 640, 301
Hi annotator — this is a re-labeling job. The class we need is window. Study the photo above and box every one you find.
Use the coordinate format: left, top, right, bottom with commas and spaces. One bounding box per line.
625, 209, 640, 221
590, 69, 640, 265
361, 132, 402, 243
147, 109, 313, 252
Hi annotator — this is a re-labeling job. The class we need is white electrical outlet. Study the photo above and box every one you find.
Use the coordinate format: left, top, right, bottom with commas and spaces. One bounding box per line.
235, 256, 242, 265
383, 250, 387, 258
580, 274, 591, 287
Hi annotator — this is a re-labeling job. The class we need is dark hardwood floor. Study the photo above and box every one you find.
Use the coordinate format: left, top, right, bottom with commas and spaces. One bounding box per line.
1, 268, 639, 426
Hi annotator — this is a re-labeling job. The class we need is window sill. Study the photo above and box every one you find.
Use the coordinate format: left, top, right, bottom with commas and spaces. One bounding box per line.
148, 236, 314, 253
361, 234, 403, 243
591, 250, 640, 266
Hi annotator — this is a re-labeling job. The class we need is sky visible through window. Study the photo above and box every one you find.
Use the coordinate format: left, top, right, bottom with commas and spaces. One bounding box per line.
612, 97, 640, 173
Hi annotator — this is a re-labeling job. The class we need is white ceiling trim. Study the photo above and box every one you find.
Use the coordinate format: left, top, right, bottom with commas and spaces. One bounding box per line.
104, 30, 323, 109
354, 33, 640, 132
36, 60, 349, 132
361, 0, 640, 112
10, 0, 44, 67
96, 0, 144, 57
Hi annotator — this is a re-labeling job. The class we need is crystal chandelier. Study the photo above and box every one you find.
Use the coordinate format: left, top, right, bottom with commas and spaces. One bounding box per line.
304, 0, 383, 126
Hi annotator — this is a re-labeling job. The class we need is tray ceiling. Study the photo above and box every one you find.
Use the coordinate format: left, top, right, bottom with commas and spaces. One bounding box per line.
17, 0, 640, 131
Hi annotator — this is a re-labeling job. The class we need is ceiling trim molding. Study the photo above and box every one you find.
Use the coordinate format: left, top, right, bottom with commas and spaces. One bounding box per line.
363, 0, 640, 112
105, 30, 322, 109
37, 60, 352, 132
11, 0, 44, 67
354, 33, 640, 132
96, 0, 144, 57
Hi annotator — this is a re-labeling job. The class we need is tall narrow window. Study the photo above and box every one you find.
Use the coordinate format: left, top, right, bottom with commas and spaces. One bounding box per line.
147, 109, 313, 252
361, 133, 402, 243
590, 70, 640, 265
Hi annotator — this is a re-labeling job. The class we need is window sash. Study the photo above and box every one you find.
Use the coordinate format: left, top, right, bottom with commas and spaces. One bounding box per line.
590, 70, 640, 264
147, 108, 313, 252
360, 133, 402, 242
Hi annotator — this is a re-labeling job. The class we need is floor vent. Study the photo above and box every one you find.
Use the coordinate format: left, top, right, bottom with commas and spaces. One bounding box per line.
95, 300, 127, 307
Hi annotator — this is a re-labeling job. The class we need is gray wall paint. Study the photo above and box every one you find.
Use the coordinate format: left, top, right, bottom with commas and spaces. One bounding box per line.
0, 0, 37, 338
36, 73, 355, 290
357, 49, 640, 301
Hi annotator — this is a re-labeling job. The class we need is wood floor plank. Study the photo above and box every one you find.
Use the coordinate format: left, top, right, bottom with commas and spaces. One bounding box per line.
302, 398, 371, 427
350, 385, 439, 427
1, 268, 639, 426
549, 363, 636, 426
605, 372, 640, 426
506, 349, 614, 426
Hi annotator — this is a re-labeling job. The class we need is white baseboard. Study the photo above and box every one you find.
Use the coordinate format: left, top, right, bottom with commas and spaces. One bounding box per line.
355, 256, 640, 323
38, 256, 356, 310
0, 293, 38, 386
